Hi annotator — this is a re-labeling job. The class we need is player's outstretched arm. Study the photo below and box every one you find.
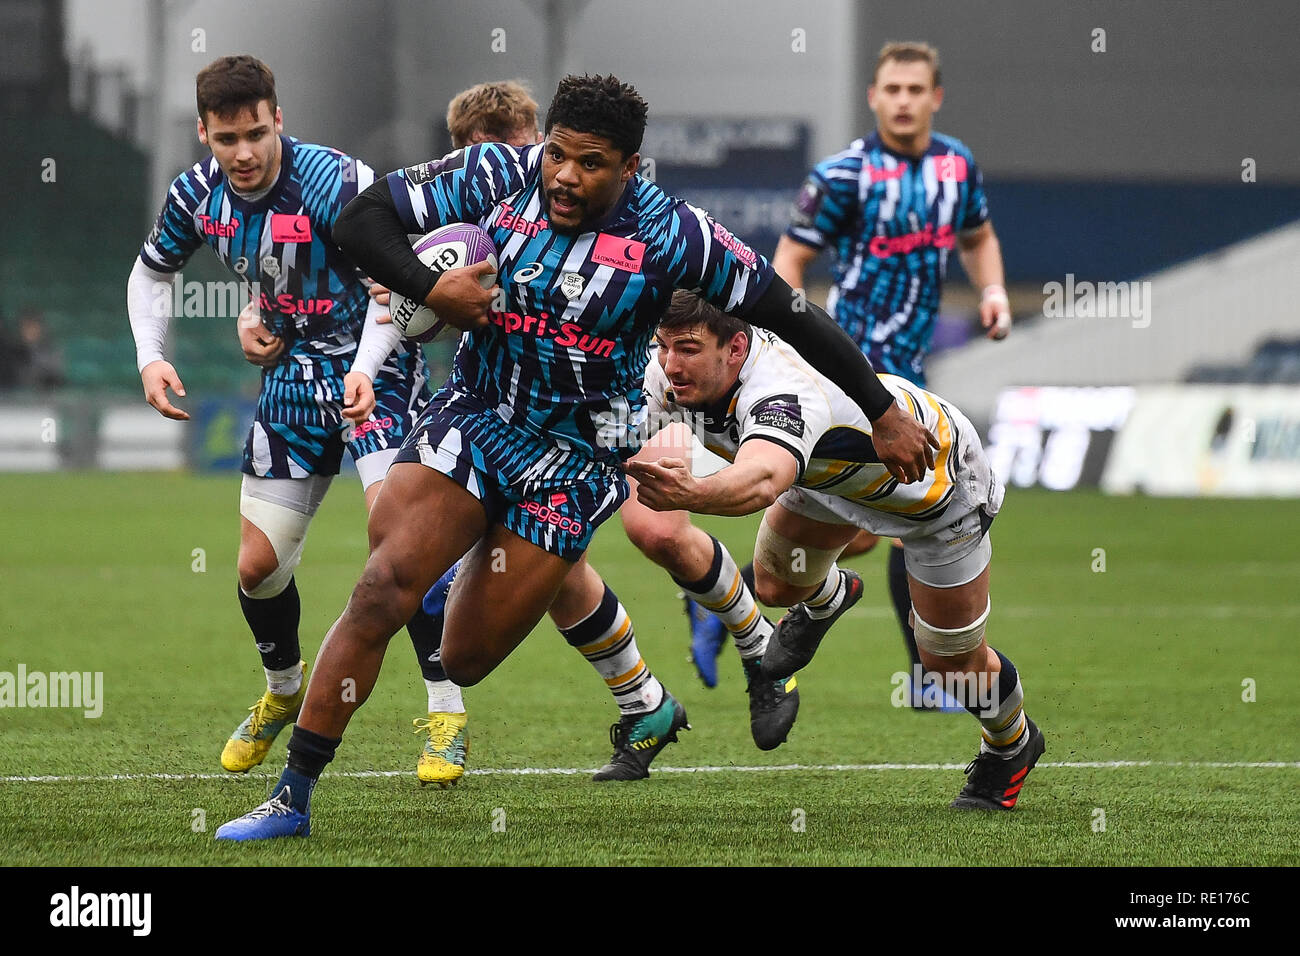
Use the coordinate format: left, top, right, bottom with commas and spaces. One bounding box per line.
742, 276, 937, 482
627, 439, 798, 517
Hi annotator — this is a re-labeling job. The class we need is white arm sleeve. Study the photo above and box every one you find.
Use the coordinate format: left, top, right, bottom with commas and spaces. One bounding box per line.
350, 290, 403, 382
127, 258, 176, 372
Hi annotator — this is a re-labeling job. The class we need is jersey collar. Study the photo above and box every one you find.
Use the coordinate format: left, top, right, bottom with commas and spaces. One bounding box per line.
864, 129, 933, 162
224, 134, 294, 208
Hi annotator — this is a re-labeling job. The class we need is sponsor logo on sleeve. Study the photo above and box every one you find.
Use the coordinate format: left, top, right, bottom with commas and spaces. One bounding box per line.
710, 222, 758, 268
751, 394, 805, 438
791, 179, 824, 228
270, 213, 312, 242
592, 233, 646, 273
404, 161, 440, 185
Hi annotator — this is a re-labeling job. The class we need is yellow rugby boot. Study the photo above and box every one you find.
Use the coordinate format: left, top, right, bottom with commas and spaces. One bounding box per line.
414, 711, 469, 787
220, 662, 307, 773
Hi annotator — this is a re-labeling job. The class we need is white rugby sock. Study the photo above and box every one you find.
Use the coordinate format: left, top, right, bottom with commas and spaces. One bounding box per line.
676, 536, 772, 659
425, 678, 465, 714
265, 661, 303, 697
803, 566, 846, 620
560, 586, 663, 715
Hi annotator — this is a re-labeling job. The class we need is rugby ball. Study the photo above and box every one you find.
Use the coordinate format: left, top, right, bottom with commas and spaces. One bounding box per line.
388, 223, 498, 343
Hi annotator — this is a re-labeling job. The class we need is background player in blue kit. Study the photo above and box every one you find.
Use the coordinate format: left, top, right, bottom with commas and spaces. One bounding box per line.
125, 55, 446, 778
216, 73, 937, 840
767, 42, 1013, 705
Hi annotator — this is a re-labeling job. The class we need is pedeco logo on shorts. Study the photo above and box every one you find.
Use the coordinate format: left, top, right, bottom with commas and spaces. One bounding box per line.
517, 499, 584, 536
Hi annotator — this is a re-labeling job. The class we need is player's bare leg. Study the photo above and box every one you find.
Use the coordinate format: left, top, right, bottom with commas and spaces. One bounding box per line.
842, 530, 939, 708
220, 476, 332, 773
548, 555, 692, 778
362, 475, 473, 786
755, 502, 865, 680
841, 528, 879, 559
622, 481, 799, 749
906, 563, 1045, 809
215, 463, 486, 839
297, 463, 485, 736
438, 525, 573, 686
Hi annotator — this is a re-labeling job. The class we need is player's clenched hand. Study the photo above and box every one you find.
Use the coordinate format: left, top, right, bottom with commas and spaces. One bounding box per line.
237, 301, 285, 366
140, 360, 190, 421
423, 261, 497, 332
980, 285, 1012, 340
341, 371, 376, 423
871, 402, 938, 484
367, 281, 393, 319
625, 457, 697, 511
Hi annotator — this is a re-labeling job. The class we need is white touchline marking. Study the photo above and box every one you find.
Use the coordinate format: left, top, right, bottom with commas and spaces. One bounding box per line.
3, 760, 1298, 784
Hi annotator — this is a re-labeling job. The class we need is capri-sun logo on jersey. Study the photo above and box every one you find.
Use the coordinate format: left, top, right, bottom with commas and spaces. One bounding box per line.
869, 222, 955, 258
488, 309, 616, 357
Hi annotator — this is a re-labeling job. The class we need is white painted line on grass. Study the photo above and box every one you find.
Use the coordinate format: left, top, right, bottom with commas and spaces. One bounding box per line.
2, 760, 1297, 784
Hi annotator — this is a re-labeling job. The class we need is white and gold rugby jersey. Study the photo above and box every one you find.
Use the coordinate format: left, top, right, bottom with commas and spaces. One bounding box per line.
645, 328, 985, 526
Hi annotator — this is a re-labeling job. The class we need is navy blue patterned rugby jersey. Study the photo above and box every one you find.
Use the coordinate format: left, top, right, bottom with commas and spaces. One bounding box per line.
786, 131, 988, 386
139, 135, 377, 372
387, 143, 774, 461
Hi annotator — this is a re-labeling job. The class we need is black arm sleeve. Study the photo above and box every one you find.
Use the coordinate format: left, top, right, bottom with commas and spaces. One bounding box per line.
333, 176, 440, 305
741, 275, 896, 422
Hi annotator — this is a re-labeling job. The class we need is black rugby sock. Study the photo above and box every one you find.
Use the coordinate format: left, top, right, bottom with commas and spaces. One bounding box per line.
887, 546, 922, 668
238, 577, 302, 671
406, 606, 447, 682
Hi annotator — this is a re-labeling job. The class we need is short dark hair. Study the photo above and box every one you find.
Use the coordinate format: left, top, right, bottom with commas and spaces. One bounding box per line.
196, 55, 277, 122
447, 80, 539, 149
873, 41, 941, 88
544, 74, 647, 158
659, 290, 751, 346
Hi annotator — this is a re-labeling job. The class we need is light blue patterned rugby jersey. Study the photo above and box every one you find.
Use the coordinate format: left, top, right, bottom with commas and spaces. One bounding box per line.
140, 135, 376, 372
388, 143, 773, 461
786, 131, 989, 386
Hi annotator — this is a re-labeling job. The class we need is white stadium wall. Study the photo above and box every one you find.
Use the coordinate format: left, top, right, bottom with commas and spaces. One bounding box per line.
928, 220, 1300, 428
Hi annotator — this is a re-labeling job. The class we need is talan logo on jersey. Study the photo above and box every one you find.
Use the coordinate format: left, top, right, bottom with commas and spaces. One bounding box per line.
196, 214, 239, 238
934, 154, 968, 182
495, 202, 548, 238
867, 165, 905, 185
709, 222, 757, 269
271, 214, 312, 243
752, 394, 805, 438
869, 222, 955, 258
592, 233, 646, 273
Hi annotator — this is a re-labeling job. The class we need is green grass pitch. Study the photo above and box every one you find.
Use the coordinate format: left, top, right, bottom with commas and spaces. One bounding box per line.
2, 474, 1297, 866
